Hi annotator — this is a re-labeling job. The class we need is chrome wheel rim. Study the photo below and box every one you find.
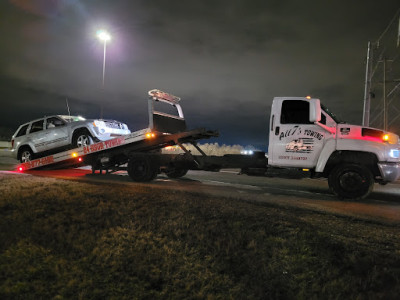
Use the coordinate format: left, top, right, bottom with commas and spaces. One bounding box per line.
21, 151, 32, 163
77, 135, 90, 147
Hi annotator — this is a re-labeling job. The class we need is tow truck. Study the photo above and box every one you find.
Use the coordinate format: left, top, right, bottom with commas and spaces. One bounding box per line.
16, 90, 266, 180
16, 90, 400, 200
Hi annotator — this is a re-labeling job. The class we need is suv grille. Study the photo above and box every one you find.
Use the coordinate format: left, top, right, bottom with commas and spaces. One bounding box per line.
104, 121, 124, 129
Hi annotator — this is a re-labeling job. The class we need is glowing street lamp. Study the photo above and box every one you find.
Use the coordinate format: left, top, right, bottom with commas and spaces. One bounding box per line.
96, 29, 111, 87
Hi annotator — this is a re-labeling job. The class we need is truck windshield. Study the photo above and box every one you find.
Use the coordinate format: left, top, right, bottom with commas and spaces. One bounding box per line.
321, 104, 343, 123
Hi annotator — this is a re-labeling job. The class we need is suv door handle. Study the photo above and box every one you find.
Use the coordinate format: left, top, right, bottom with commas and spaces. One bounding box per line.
275, 126, 280, 135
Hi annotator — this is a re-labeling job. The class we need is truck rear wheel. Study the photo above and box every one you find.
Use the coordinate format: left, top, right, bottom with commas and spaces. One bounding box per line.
127, 156, 158, 182
328, 163, 374, 200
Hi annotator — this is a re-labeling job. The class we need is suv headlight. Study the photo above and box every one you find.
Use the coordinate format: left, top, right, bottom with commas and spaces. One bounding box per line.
93, 120, 106, 127
93, 120, 107, 134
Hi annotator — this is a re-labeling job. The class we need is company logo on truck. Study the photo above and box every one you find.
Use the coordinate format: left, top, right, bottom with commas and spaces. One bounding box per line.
285, 138, 313, 153
83, 136, 125, 155
279, 126, 324, 141
21, 155, 55, 169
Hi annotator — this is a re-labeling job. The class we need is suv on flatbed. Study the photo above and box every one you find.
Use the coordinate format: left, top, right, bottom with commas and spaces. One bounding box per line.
11, 115, 131, 162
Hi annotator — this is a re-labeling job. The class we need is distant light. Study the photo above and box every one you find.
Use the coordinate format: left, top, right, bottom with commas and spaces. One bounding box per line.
97, 30, 111, 42
241, 150, 254, 155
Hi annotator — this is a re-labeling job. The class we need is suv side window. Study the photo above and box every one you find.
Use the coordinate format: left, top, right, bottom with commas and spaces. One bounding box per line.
16, 124, 29, 137
46, 117, 65, 129
280, 100, 312, 124
30, 120, 44, 133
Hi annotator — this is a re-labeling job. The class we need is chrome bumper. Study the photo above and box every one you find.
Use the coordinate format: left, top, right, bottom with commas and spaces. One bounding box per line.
378, 162, 400, 182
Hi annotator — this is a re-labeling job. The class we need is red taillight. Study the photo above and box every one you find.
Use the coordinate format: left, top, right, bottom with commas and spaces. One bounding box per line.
11, 139, 14, 148
18, 167, 23, 172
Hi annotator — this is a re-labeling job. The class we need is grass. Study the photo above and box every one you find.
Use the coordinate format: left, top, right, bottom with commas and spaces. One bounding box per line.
0, 173, 400, 299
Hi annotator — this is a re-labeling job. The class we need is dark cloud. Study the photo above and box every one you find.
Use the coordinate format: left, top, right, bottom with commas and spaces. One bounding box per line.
1, 0, 399, 146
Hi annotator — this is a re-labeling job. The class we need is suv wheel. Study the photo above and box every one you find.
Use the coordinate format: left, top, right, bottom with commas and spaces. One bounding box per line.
73, 130, 92, 148
19, 147, 34, 163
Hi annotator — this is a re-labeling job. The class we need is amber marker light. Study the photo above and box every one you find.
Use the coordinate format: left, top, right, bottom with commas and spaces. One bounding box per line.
146, 132, 156, 139
306, 96, 311, 99
382, 134, 389, 142
72, 152, 79, 158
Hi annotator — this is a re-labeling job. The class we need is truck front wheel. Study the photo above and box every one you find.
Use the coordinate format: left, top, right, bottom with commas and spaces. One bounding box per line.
127, 156, 158, 182
328, 163, 374, 200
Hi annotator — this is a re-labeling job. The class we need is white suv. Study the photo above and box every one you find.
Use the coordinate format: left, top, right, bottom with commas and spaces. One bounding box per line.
11, 115, 131, 163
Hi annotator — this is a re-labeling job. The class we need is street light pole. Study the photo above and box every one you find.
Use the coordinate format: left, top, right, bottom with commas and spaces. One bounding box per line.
96, 30, 111, 119
96, 30, 111, 87
102, 37, 107, 87
362, 41, 372, 127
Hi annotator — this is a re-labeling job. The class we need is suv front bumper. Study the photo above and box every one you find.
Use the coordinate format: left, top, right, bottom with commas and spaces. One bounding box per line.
378, 162, 400, 182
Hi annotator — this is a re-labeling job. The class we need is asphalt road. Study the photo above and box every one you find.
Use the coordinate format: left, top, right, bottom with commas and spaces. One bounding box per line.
1, 153, 400, 225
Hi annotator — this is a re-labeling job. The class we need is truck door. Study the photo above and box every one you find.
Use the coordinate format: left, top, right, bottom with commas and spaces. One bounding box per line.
268, 99, 325, 168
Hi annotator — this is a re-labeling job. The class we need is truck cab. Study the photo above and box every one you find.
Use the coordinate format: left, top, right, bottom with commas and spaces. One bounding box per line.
268, 97, 400, 199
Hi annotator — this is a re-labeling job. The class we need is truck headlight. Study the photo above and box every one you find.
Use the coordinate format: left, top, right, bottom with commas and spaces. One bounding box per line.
389, 149, 400, 159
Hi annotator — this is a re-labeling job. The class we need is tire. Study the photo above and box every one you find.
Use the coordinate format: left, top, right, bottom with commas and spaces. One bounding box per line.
19, 147, 34, 163
73, 130, 92, 148
127, 156, 158, 182
164, 167, 188, 178
328, 163, 374, 200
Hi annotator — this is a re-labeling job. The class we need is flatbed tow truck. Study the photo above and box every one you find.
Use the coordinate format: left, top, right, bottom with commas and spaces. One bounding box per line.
16, 89, 266, 182
16, 89, 400, 200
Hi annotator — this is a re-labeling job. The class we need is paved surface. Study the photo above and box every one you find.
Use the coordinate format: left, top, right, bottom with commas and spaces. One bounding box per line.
1, 154, 400, 225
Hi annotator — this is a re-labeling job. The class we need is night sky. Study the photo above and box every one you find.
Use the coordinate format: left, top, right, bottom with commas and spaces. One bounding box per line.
1, 0, 399, 149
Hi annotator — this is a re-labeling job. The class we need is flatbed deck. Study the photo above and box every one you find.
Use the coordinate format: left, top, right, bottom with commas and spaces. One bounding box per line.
16, 90, 219, 173
16, 89, 268, 182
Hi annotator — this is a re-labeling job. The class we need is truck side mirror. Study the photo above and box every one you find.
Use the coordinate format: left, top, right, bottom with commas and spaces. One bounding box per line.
309, 99, 321, 123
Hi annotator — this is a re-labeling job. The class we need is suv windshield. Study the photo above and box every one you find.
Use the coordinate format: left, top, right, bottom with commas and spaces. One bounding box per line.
321, 104, 344, 124
60, 116, 86, 123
